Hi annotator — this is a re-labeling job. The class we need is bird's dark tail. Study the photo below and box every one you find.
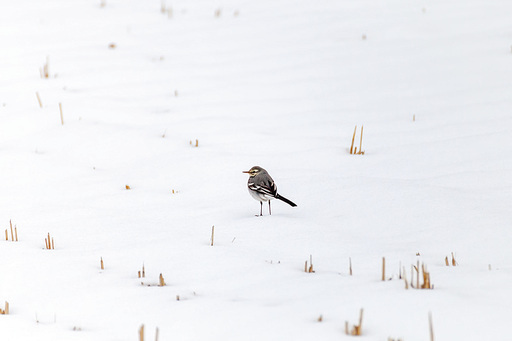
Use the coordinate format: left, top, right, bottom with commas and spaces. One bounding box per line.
275, 193, 297, 207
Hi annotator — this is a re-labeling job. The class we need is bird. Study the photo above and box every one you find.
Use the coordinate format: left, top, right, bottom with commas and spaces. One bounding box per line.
242, 166, 297, 216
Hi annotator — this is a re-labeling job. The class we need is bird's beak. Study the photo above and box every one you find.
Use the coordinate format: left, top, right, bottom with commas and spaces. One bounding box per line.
242, 170, 250, 173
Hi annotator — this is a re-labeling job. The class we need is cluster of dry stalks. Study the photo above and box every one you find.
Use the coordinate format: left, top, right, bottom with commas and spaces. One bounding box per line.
138, 264, 146, 279
445, 252, 457, 266
345, 309, 364, 336
0, 302, 9, 315
139, 324, 159, 341
350, 125, 365, 155
5, 220, 18, 242
399, 260, 433, 290
45, 233, 55, 250
39, 56, 49, 78
138, 264, 166, 287
304, 255, 315, 273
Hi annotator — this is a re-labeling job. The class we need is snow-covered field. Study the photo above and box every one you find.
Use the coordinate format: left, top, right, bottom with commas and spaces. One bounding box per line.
1, 0, 512, 339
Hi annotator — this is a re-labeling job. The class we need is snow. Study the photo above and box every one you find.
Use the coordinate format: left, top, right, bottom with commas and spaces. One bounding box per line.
1, 0, 512, 339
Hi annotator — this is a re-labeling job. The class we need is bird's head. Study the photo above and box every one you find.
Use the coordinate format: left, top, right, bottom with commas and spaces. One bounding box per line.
243, 166, 264, 177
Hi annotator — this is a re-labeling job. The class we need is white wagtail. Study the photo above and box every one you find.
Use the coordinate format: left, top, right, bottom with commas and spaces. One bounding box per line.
243, 166, 297, 216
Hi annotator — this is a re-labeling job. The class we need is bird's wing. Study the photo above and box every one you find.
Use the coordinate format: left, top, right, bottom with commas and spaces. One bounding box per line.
249, 178, 277, 197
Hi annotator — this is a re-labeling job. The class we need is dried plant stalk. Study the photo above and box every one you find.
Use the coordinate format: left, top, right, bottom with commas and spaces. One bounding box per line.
305, 255, 315, 273
421, 264, 432, 289
416, 260, 420, 289
10, 220, 13, 241
210, 225, 214, 246
36, 92, 43, 108
345, 308, 364, 336
40, 56, 49, 78
45, 233, 55, 249
350, 126, 357, 154
139, 324, 144, 341
382, 257, 386, 281
429, 312, 434, 341
358, 125, 363, 154
59, 103, 64, 125
100, 257, 104, 270
410, 265, 414, 288
349, 257, 353, 276
0, 301, 8, 315
358, 308, 364, 330
159, 273, 166, 286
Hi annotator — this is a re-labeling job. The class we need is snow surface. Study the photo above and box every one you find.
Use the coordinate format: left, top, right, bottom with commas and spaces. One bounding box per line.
1, 0, 512, 339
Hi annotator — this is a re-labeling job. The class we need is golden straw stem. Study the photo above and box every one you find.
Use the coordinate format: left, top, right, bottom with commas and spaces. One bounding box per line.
358, 308, 364, 330
381, 257, 385, 281
411, 265, 414, 288
359, 125, 363, 154
59, 103, 64, 125
416, 260, 420, 289
403, 267, 409, 289
429, 312, 434, 341
139, 324, 144, 341
350, 126, 357, 154
36, 92, 43, 108
211, 225, 214, 246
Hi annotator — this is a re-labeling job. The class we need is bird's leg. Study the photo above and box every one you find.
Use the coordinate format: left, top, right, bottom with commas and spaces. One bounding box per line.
269, 201, 272, 215
260, 201, 263, 216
